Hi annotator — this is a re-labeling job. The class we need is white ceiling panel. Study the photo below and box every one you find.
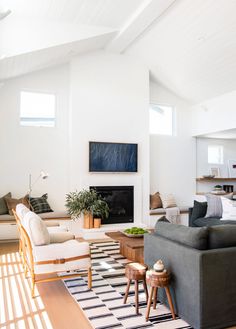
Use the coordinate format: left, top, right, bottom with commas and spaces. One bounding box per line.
125, 0, 236, 103
0, 32, 116, 81
0, 0, 144, 29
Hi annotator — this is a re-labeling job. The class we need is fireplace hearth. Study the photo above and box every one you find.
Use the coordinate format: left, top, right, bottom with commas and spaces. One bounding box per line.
90, 186, 134, 224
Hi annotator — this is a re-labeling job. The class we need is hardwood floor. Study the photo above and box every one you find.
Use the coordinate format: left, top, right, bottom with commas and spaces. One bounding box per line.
0, 242, 92, 329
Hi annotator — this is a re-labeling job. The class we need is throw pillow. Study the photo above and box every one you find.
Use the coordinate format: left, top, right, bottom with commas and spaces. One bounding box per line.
4, 195, 30, 216
150, 192, 162, 209
160, 194, 177, 209
205, 193, 233, 218
191, 200, 207, 221
221, 197, 236, 220
29, 193, 53, 214
0, 192, 11, 215
23, 211, 50, 246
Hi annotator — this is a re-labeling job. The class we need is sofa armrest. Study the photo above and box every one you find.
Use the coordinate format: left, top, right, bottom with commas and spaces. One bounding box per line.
144, 233, 202, 328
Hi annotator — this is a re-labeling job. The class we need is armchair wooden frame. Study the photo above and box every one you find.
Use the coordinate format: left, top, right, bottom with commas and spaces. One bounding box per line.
13, 210, 92, 298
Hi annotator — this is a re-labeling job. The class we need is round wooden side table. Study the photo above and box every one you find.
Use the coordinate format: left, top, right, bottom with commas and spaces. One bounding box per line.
145, 270, 176, 321
124, 262, 149, 315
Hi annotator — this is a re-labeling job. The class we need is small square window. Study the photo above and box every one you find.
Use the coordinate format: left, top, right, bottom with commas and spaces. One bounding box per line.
208, 145, 223, 164
149, 104, 173, 135
20, 91, 55, 127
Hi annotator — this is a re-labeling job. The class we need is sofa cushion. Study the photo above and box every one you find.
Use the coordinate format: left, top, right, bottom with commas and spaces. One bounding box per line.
29, 193, 53, 214
191, 200, 207, 222
208, 225, 236, 249
194, 217, 222, 227
24, 211, 50, 246
0, 192, 11, 215
155, 221, 208, 250
150, 192, 162, 209
39, 211, 69, 219
4, 195, 30, 215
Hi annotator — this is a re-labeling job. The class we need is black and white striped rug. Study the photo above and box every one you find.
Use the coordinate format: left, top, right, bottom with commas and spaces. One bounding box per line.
63, 241, 192, 329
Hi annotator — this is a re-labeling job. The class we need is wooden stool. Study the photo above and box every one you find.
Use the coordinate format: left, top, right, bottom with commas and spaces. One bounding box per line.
145, 270, 176, 321
124, 262, 148, 315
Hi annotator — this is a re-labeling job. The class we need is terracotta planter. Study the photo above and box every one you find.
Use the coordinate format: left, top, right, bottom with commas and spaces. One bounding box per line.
93, 218, 101, 228
83, 212, 93, 229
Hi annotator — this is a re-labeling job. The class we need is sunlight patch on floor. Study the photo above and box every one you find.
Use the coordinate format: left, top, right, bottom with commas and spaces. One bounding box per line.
0, 252, 53, 329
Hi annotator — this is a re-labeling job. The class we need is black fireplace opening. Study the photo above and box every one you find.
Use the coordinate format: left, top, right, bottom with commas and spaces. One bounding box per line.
90, 186, 134, 224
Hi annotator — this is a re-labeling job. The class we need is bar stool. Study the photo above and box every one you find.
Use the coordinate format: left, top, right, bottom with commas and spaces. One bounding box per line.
123, 262, 148, 315
145, 270, 176, 321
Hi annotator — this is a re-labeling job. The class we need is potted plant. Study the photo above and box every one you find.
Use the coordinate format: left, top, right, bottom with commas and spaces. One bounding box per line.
65, 189, 98, 228
93, 198, 109, 228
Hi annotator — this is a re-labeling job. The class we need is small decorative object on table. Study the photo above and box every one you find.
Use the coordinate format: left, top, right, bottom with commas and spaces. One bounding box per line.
153, 259, 165, 272
211, 185, 226, 195
202, 175, 215, 179
122, 227, 149, 238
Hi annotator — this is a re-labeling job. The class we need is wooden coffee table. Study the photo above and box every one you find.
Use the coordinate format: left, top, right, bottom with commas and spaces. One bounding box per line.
106, 231, 145, 263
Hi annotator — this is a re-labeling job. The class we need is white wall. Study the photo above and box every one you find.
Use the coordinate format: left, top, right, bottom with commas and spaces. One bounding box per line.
150, 82, 195, 206
0, 50, 150, 222
196, 137, 236, 193
0, 65, 70, 210
191, 90, 236, 136
69, 51, 150, 224
197, 138, 236, 177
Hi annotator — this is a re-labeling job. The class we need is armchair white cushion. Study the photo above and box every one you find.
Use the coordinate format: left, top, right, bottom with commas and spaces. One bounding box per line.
16, 203, 30, 220
33, 240, 90, 274
24, 211, 50, 246
49, 232, 75, 243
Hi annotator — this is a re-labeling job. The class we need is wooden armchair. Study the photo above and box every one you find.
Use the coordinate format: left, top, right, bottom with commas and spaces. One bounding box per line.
13, 208, 92, 297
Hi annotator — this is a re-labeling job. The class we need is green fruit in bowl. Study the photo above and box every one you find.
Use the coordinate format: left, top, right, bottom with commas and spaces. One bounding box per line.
124, 227, 148, 235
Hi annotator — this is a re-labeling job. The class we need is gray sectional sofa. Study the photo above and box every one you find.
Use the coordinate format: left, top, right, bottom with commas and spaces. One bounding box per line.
144, 221, 236, 329
188, 200, 236, 227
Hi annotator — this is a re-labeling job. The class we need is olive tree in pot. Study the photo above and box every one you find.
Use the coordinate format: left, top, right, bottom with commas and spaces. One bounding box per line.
93, 198, 109, 228
65, 189, 98, 228
65, 189, 109, 229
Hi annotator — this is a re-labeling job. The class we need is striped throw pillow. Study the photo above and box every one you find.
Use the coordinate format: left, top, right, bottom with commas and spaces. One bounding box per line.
160, 194, 177, 209
29, 193, 53, 214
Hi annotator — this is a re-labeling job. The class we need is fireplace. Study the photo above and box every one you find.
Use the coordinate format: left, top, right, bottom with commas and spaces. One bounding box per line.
90, 186, 134, 224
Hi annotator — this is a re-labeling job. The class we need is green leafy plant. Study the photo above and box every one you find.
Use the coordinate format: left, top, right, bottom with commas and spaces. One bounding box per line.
124, 227, 148, 235
65, 189, 109, 219
93, 198, 109, 219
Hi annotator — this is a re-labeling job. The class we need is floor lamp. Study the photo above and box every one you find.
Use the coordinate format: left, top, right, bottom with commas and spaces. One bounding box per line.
28, 171, 49, 199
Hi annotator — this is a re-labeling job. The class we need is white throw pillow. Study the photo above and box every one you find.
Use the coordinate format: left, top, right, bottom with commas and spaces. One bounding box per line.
160, 194, 177, 209
23, 211, 50, 246
221, 197, 236, 220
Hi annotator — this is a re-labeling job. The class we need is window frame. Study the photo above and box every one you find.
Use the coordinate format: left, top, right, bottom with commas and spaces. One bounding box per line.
149, 102, 175, 136
19, 89, 57, 128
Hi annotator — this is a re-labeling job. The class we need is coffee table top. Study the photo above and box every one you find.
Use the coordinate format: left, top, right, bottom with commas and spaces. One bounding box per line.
106, 231, 144, 248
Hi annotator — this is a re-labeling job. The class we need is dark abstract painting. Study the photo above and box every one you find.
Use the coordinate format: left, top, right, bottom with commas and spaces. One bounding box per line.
89, 142, 138, 172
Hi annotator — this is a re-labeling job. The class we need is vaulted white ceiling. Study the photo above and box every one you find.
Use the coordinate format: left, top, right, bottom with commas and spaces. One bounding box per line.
1, 0, 236, 104
125, 0, 236, 103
